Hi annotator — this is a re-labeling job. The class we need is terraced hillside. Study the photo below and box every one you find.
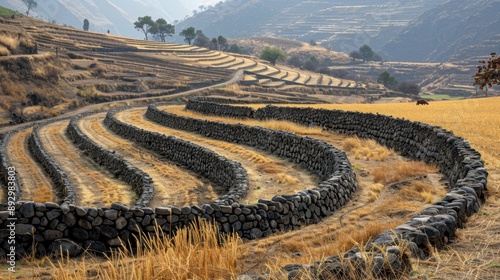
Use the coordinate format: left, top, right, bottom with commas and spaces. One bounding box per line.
0, 13, 495, 280
0, 95, 494, 279
0, 15, 372, 126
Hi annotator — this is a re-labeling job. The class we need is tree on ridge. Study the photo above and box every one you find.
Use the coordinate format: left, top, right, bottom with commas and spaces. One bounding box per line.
180, 27, 196, 45
134, 16, 155, 40
260, 47, 286, 66
22, 0, 37, 16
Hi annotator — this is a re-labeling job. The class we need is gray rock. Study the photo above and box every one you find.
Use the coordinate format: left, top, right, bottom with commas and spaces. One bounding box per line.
43, 230, 63, 241
49, 239, 82, 257
104, 210, 118, 220
19, 202, 35, 218
46, 209, 61, 221
15, 224, 35, 236
115, 217, 127, 230
75, 206, 87, 217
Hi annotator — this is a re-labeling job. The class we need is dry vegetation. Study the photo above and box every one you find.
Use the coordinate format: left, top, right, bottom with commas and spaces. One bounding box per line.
37, 120, 135, 207
78, 113, 218, 207
6, 127, 54, 202
114, 107, 319, 204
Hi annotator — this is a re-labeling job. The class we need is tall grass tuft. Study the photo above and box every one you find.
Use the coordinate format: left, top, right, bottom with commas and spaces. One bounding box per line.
48, 220, 243, 280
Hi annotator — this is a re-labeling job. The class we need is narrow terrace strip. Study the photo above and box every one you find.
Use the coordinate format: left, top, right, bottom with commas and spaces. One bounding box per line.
115, 108, 319, 203
78, 113, 219, 207
37, 120, 135, 207
6, 128, 54, 202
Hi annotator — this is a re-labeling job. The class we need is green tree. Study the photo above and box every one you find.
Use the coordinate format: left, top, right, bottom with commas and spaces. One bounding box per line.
228, 43, 243, 54
395, 81, 420, 95
152, 18, 175, 42
134, 16, 155, 40
217, 35, 228, 51
193, 30, 210, 48
260, 47, 286, 66
309, 39, 317, 46
350, 45, 382, 62
304, 56, 319, 71
377, 71, 398, 89
22, 0, 37, 16
180, 27, 196, 45
83, 18, 89, 31
349, 50, 363, 61
473, 53, 499, 96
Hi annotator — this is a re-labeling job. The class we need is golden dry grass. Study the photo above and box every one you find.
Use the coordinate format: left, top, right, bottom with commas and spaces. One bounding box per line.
3, 97, 497, 279
164, 105, 324, 136
342, 136, 392, 161
78, 114, 217, 207
6, 128, 54, 202
115, 108, 319, 203
38, 120, 135, 207
38, 220, 243, 280
371, 161, 438, 185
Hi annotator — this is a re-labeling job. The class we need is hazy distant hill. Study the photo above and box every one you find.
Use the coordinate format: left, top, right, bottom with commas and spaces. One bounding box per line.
381, 0, 500, 62
174, 0, 448, 54
0, 0, 191, 38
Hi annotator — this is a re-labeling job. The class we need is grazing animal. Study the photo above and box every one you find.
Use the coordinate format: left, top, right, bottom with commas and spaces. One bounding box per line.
416, 99, 429, 105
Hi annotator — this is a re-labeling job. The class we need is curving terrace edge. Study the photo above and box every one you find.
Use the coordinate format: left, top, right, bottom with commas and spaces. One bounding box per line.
186, 99, 488, 278
0, 99, 488, 279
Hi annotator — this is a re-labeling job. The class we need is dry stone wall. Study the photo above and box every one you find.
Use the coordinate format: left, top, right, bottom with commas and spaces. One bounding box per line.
103, 107, 249, 205
0, 103, 357, 258
185, 100, 488, 278
66, 113, 154, 207
27, 124, 76, 205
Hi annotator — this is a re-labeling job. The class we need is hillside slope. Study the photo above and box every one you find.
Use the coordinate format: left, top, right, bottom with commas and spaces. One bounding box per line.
381, 0, 500, 62
175, 0, 447, 53
0, 0, 189, 38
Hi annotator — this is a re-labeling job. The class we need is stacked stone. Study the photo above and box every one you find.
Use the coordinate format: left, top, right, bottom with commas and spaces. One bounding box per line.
186, 99, 255, 118
201, 103, 487, 278
0, 126, 31, 199
103, 107, 249, 206
145, 105, 356, 228
27, 125, 76, 205
66, 113, 154, 207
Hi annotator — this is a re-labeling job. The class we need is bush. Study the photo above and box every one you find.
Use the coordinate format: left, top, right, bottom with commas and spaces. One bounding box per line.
395, 81, 421, 95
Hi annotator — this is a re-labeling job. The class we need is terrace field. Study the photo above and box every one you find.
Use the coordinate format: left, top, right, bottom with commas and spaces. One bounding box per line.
0, 10, 498, 280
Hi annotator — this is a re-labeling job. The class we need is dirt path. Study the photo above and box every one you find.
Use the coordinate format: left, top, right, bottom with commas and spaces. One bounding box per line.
78, 113, 218, 207
115, 108, 320, 203
6, 128, 55, 203
37, 120, 135, 207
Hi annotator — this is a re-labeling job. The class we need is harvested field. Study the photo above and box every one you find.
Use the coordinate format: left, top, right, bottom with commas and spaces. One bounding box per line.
115, 107, 320, 203
6, 127, 54, 202
77, 113, 218, 207
37, 120, 135, 207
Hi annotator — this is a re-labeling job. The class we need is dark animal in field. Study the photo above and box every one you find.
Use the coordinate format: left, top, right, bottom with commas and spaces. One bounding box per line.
416, 99, 429, 105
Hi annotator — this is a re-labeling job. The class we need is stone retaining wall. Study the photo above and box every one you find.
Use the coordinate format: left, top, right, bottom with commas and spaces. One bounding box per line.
0, 104, 356, 258
186, 98, 255, 118
66, 113, 153, 207
185, 100, 488, 278
27, 124, 76, 205
103, 107, 249, 205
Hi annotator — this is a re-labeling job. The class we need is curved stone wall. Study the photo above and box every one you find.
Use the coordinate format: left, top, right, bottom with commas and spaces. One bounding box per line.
185, 98, 255, 118
28, 124, 76, 205
145, 105, 355, 183
66, 113, 154, 207
0, 99, 488, 277
185, 100, 488, 277
103, 107, 249, 205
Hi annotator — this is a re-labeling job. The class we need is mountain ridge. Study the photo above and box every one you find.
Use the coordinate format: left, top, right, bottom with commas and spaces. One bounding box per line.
381, 0, 500, 62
